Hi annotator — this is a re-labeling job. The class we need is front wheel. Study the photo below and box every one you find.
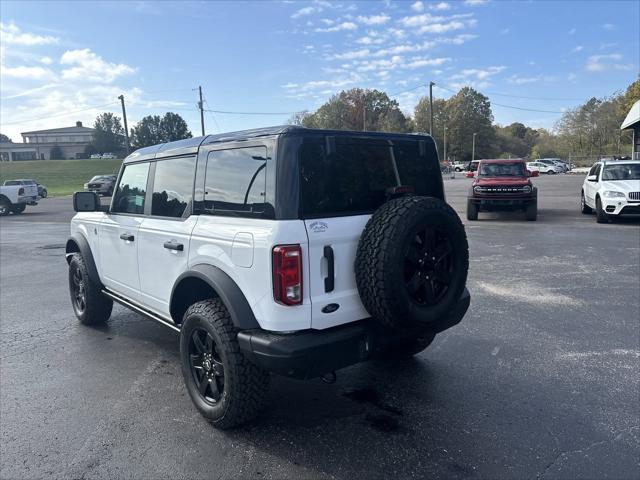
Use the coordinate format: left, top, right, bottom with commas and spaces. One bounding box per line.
180, 299, 270, 429
547, 170, 556, 175
68, 254, 113, 325
525, 201, 537, 221
0, 199, 10, 216
10, 203, 26, 214
466, 199, 479, 221
580, 191, 592, 214
41, 189, 48, 198
596, 197, 609, 224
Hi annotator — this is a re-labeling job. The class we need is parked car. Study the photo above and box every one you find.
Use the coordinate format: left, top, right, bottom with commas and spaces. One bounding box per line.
0, 181, 38, 215
66, 126, 471, 429
3, 179, 47, 198
527, 161, 562, 174
580, 160, 640, 223
452, 161, 466, 172
90, 154, 102, 159
539, 158, 568, 172
467, 159, 537, 221
83, 175, 117, 196
101, 153, 117, 159
466, 160, 480, 172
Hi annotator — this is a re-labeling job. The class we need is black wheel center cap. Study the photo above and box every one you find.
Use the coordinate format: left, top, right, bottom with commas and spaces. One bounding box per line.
203, 359, 212, 371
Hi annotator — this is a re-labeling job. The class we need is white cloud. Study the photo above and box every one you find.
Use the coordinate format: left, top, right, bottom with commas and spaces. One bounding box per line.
0, 22, 59, 46
40, 56, 53, 65
1, 65, 54, 80
60, 49, 136, 83
450, 66, 506, 87
430, 2, 451, 11
315, 21, 358, 33
399, 12, 475, 34
418, 21, 465, 34
507, 74, 540, 85
464, 0, 488, 5
602, 23, 616, 31
356, 35, 385, 45
328, 48, 371, 60
357, 14, 390, 25
320, 18, 334, 25
571, 45, 583, 53
411, 1, 424, 12
291, 6, 319, 19
404, 57, 451, 69
585, 53, 633, 72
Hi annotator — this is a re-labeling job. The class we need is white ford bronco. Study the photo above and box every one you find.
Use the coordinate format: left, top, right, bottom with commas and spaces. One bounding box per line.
66, 126, 470, 428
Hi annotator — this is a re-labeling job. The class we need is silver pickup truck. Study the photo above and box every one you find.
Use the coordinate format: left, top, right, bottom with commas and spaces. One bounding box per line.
0, 181, 38, 216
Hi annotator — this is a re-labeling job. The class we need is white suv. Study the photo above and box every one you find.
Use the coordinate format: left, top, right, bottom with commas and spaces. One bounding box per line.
66, 126, 470, 428
581, 160, 640, 223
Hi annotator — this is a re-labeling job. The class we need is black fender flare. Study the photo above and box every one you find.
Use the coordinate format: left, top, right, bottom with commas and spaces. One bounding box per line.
65, 234, 102, 286
171, 264, 260, 330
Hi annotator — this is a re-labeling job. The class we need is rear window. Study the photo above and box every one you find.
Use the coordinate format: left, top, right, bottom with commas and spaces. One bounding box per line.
299, 137, 439, 217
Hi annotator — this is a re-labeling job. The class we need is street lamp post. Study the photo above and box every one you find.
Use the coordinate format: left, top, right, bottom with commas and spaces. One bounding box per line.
472, 132, 477, 161
443, 125, 447, 163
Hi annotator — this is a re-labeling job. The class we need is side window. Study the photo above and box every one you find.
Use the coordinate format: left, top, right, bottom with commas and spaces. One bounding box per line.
204, 147, 267, 214
111, 162, 149, 214
594, 164, 602, 180
151, 156, 197, 218
588, 164, 598, 176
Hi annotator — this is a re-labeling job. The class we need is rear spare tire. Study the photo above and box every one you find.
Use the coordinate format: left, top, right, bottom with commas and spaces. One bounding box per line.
355, 196, 469, 329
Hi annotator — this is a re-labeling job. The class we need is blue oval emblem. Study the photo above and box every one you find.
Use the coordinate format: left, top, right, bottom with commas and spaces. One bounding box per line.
321, 303, 340, 314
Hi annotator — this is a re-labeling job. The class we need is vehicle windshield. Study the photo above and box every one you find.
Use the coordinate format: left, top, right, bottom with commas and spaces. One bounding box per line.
4, 180, 20, 185
479, 163, 526, 177
601, 164, 640, 181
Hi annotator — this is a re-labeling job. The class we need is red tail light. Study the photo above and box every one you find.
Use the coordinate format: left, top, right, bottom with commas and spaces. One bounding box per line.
18, 187, 24, 195
272, 245, 303, 306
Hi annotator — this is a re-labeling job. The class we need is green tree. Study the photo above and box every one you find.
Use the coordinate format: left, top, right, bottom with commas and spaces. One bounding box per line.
302, 88, 409, 132
0, 133, 11, 143
414, 97, 448, 157
130, 115, 163, 149
445, 87, 495, 162
93, 113, 124, 153
618, 77, 640, 117
160, 112, 192, 142
50, 146, 64, 159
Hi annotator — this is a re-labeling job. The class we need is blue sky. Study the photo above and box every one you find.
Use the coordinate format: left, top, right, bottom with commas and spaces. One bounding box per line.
1, 0, 638, 141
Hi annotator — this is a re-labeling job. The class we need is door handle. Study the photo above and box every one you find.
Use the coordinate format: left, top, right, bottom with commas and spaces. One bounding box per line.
324, 245, 334, 293
119, 233, 134, 241
163, 241, 184, 252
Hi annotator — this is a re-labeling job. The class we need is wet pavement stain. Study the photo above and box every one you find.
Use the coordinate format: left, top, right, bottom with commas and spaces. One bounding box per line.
342, 387, 403, 415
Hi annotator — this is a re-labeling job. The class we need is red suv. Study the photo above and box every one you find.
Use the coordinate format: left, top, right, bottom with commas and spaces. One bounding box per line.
466, 159, 537, 221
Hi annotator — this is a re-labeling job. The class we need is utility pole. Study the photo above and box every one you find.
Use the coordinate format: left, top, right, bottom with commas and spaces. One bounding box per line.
429, 81, 435, 136
472, 132, 477, 161
362, 90, 366, 131
118, 94, 130, 155
443, 125, 447, 162
198, 86, 205, 136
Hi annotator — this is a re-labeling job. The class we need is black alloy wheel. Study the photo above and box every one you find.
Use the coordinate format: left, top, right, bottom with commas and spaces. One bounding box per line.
71, 262, 87, 314
188, 328, 225, 405
403, 227, 453, 306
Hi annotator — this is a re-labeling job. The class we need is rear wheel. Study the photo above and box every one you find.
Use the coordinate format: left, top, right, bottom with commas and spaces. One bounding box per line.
10, 203, 26, 214
596, 197, 609, 223
580, 191, 592, 214
180, 299, 270, 429
547, 170, 555, 175
41, 189, 48, 198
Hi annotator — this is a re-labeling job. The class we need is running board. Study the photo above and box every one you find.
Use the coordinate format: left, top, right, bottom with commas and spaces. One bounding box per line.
102, 289, 180, 333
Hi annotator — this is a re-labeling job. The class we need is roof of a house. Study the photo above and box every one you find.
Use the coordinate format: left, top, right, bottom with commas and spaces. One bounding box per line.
621, 100, 640, 130
21, 125, 95, 135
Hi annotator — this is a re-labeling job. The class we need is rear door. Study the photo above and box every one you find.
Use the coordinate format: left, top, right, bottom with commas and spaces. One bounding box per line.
299, 136, 441, 329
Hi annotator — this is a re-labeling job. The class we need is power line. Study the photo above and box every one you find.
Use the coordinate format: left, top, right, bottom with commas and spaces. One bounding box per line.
490, 102, 565, 114
0, 101, 119, 126
202, 108, 303, 115
203, 98, 221, 133
435, 83, 577, 105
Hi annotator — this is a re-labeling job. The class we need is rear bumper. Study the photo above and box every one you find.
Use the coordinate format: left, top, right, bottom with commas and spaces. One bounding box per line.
238, 288, 470, 379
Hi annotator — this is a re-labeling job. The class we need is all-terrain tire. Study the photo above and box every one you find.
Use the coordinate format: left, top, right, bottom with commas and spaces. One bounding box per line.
355, 196, 469, 329
580, 191, 592, 214
525, 201, 537, 221
466, 199, 479, 221
180, 299, 270, 429
41, 189, 48, 198
10, 203, 26, 214
68, 254, 113, 325
596, 197, 609, 223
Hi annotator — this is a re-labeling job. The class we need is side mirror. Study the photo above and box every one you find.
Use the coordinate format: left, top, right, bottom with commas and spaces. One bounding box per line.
73, 191, 101, 212
586, 175, 597, 182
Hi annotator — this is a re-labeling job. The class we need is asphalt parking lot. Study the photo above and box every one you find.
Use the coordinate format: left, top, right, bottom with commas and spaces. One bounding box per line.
1, 174, 639, 479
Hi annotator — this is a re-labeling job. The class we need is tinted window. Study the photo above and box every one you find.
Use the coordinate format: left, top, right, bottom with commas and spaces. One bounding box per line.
602, 164, 640, 180
4, 181, 20, 185
479, 162, 525, 176
300, 138, 436, 217
151, 156, 196, 218
112, 162, 149, 214
204, 147, 266, 213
